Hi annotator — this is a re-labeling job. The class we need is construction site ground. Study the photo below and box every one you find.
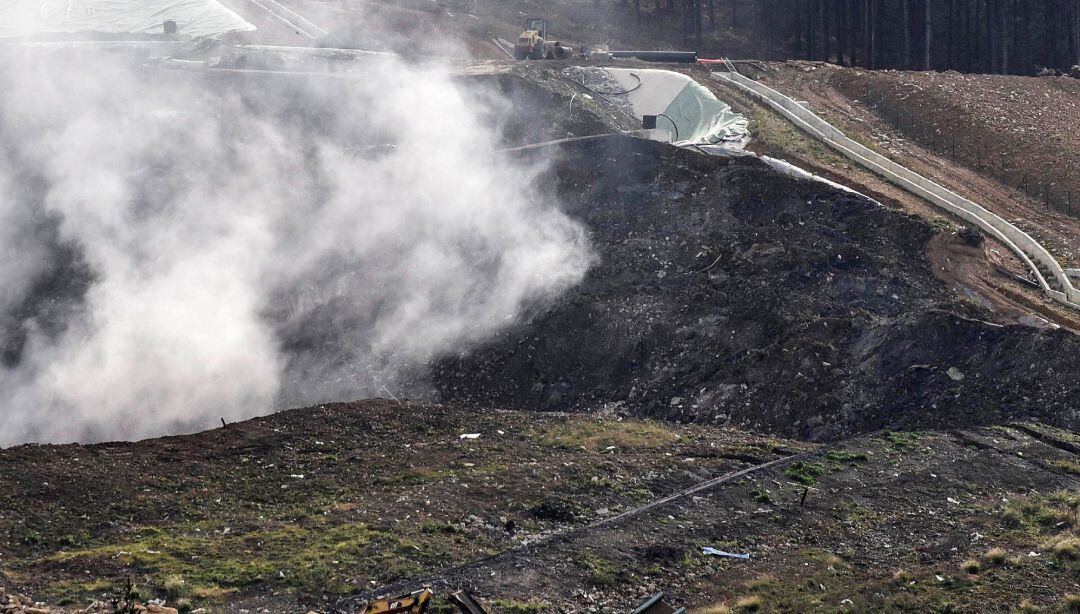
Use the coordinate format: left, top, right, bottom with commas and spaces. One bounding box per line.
3, 3, 1080, 612
689, 62, 1080, 331
6, 401, 1080, 613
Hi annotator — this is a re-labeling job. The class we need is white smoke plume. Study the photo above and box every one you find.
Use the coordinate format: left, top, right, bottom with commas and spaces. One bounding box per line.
0, 47, 591, 446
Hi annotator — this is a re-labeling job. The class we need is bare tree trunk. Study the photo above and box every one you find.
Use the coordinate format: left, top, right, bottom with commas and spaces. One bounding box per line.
1001, 0, 1009, 73
822, 0, 831, 62
947, 0, 955, 69
1072, 0, 1080, 66
864, 0, 874, 68
729, 0, 738, 28
708, 0, 716, 31
904, 0, 912, 68
839, 0, 850, 64
924, 0, 932, 69
850, 0, 860, 65
1045, 0, 1058, 68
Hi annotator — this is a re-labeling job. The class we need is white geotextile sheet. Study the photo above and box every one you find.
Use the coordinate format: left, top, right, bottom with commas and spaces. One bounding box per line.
0, 0, 256, 39
605, 67, 750, 147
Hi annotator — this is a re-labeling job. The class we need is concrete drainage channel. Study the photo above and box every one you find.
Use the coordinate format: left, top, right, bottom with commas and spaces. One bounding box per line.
713, 69, 1080, 311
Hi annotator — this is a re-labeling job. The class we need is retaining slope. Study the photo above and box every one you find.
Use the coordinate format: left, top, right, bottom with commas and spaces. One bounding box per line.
714, 69, 1080, 310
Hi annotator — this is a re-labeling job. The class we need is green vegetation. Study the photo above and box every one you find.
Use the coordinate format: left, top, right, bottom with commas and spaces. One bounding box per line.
877, 430, 923, 450
825, 450, 868, 464
785, 461, 826, 486
531, 419, 678, 451
960, 559, 981, 574
749, 488, 773, 504
1051, 537, 1080, 560
490, 599, 550, 614
577, 553, 621, 587
733, 595, 763, 612
745, 107, 848, 167
1047, 459, 1080, 475
982, 548, 1007, 566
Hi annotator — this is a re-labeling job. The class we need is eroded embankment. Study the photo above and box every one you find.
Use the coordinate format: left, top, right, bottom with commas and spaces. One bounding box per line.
434, 136, 1080, 440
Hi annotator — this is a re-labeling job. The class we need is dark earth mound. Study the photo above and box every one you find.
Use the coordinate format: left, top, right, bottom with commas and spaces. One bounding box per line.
434, 136, 1080, 440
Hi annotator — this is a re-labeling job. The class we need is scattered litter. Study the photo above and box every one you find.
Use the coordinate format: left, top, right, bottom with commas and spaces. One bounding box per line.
947, 497, 961, 504
459, 433, 481, 440
702, 547, 750, 559
946, 367, 965, 381
632, 591, 681, 614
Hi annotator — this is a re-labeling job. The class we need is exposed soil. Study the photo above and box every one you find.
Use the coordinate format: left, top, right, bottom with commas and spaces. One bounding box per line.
0, 400, 807, 612
4, 11, 1080, 613
434, 135, 1080, 441
759, 62, 1080, 266
345, 422, 1080, 613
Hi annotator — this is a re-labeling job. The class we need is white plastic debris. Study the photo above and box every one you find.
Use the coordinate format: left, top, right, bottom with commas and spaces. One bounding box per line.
702, 547, 750, 559
459, 433, 481, 439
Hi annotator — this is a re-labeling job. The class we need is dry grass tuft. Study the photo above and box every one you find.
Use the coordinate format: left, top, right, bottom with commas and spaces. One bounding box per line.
734, 596, 762, 612
982, 547, 1007, 566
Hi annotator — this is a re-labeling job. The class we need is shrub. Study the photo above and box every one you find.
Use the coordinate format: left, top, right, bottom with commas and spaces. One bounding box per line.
1065, 594, 1080, 613
960, 559, 981, 574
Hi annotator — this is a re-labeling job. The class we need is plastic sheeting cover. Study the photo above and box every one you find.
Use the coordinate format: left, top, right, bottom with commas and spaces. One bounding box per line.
0, 0, 256, 39
605, 68, 750, 148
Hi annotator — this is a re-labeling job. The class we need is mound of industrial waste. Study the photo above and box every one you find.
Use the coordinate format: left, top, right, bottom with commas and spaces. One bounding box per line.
434, 135, 1080, 440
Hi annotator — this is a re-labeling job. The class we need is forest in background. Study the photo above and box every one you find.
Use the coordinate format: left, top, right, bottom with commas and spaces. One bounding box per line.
617, 0, 1080, 75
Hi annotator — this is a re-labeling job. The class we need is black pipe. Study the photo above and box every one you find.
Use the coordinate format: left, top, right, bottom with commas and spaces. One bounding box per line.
609, 50, 698, 63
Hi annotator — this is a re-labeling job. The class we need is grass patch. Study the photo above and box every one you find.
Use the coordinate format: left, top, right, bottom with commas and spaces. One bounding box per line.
733, 595, 763, 612
960, 559, 981, 574
749, 488, 772, 504
689, 607, 732, 614
1047, 460, 1080, 475
490, 600, 549, 614
982, 548, 1007, 566
577, 553, 621, 587
420, 520, 462, 535
1051, 537, 1080, 560
747, 107, 848, 166
877, 430, 922, 450
532, 419, 678, 451
785, 461, 826, 486
825, 450, 868, 465
36, 519, 467, 598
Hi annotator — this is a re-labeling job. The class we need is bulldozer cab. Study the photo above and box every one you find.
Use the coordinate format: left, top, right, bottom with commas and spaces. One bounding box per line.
524, 18, 547, 38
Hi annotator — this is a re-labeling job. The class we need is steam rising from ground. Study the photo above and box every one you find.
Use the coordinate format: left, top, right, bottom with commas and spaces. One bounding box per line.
0, 49, 591, 446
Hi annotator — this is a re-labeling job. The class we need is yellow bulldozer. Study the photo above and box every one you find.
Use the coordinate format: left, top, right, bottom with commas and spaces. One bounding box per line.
513, 18, 573, 60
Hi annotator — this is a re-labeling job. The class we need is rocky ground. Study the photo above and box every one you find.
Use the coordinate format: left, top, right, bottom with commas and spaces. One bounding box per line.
3, 24, 1080, 614
0, 401, 808, 612
435, 133, 1080, 441
758, 62, 1080, 265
